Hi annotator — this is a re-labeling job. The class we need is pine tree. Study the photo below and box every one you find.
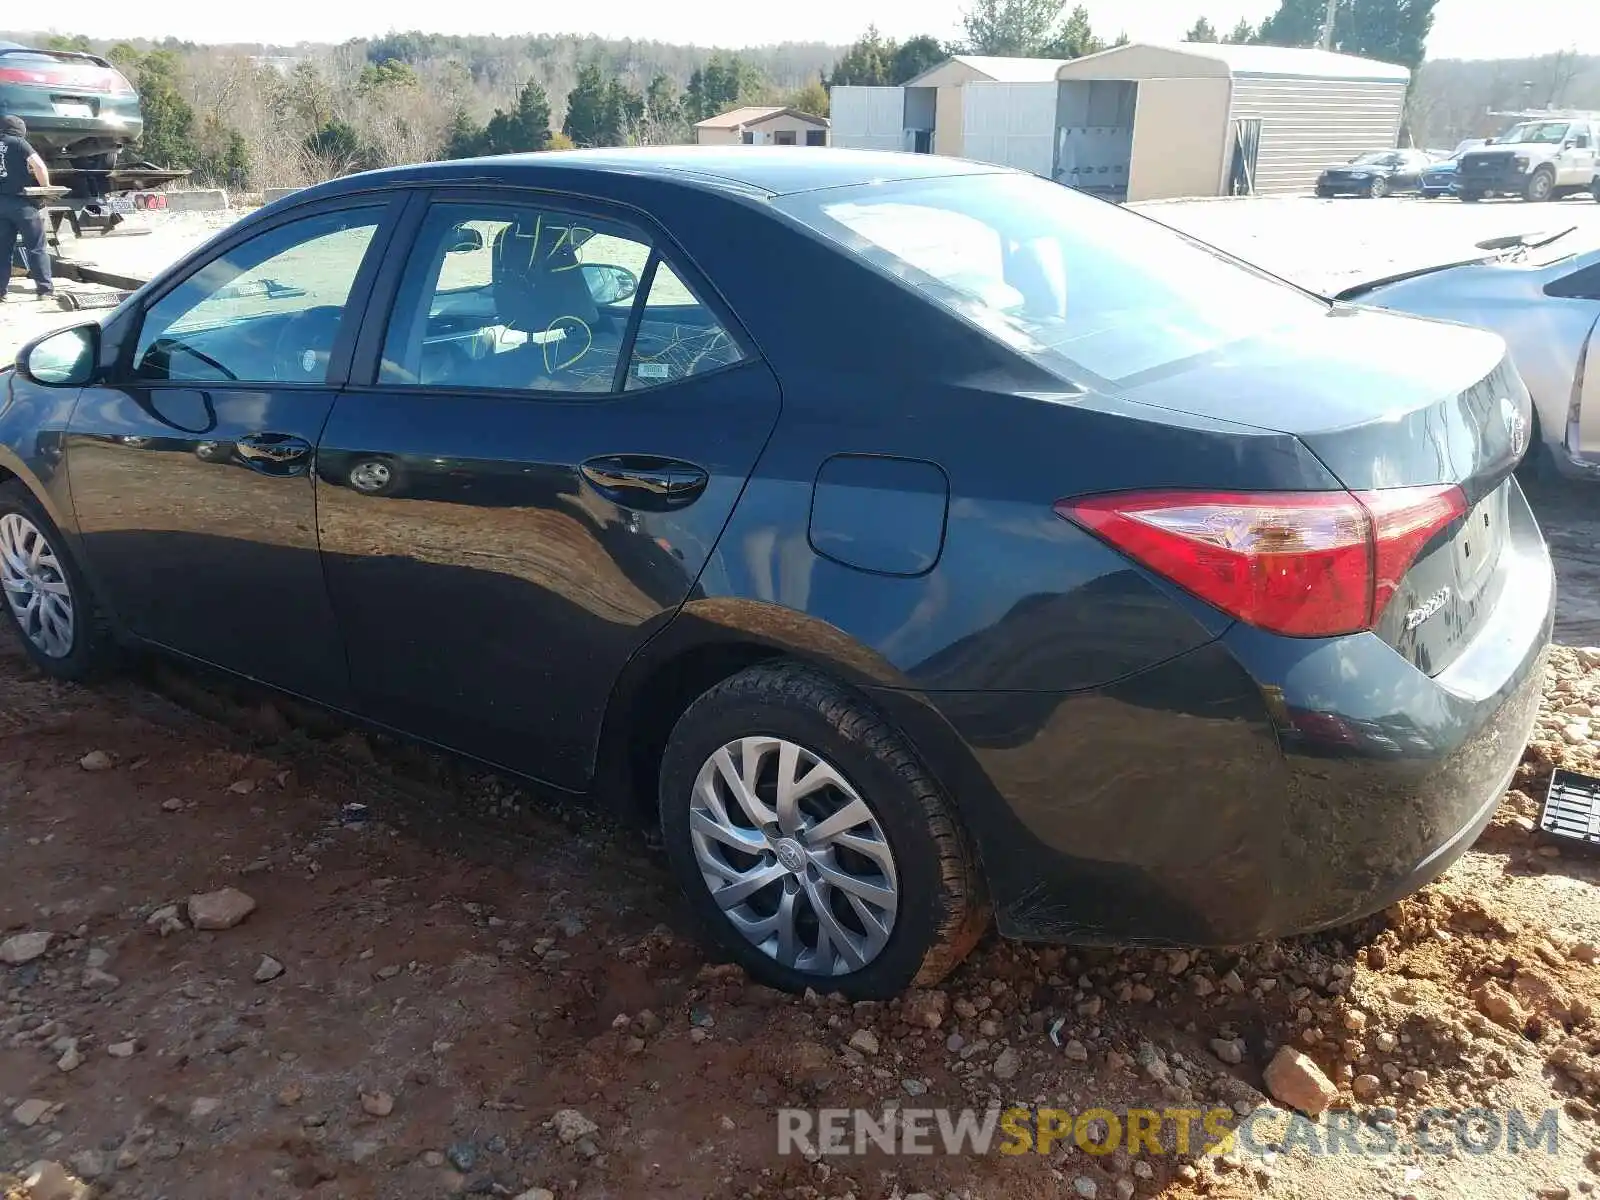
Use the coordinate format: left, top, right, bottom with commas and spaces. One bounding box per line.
563, 63, 612, 147
1185, 17, 1220, 41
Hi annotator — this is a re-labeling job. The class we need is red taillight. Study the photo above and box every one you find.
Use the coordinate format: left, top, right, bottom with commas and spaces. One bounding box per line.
109, 70, 136, 97
1056, 485, 1467, 637
0, 64, 117, 92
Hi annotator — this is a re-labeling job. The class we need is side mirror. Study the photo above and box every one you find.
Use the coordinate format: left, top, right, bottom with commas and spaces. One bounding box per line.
581, 263, 640, 306
1484, 137, 1496, 145
445, 226, 485, 253
16, 324, 99, 387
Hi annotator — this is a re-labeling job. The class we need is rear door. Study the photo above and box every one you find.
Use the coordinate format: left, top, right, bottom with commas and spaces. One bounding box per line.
66, 197, 400, 703
316, 188, 782, 789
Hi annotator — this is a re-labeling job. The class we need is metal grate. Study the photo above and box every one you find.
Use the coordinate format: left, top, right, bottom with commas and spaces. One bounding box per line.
1539, 769, 1600, 849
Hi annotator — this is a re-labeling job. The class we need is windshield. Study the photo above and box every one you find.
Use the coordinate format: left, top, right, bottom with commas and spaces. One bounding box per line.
1353, 152, 1399, 166
775, 172, 1327, 384
1498, 122, 1570, 145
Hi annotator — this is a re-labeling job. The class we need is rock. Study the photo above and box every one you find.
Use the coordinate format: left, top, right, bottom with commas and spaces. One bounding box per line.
56, 1045, 82, 1073
161, 797, 186, 813
20, 1161, 90, 1200
1115, 1179, 1136, 1200
1133, 1160, 1154, 1180
1573, 943, 1600, 965
513, 1191, 556, 1200
360, 1090, 394, 1117
902, 1078, 928, 1096
188, 888, 256, 931
189, 1097, 221, 1123
1064, 1038, 1089, 1063
1263, 1047, 1338, 1116
1211, 1038, 1244, 1065
1342, 1009, 1369, 1033
1563, 725, 1590, 746
81, 968, 120, 991
13, 1098, 52, 1127
1473, 981, 1526, 1030
1072, 1176, 1098, 1199
993, 1047, 1021, 1080
1, 931, 53, 964
552, 1109, 599, 1145
1352, 1073, 1382, 1100
1375, 1031, 1399, 1053
277, 1085, 303, 1107
146, 904, 185, 937
79, 750, 114, 771
446, 1143, 478, 1172
420, 1151, 445, 1168
349, 1140, 381, 1164
848, 1029, 880, 1056
630, 1010, 663, 1036
1220, 969, 1245, 994
1404, 1069, 1429, 1089
254, 955, 285, 983
227, 778, 257, 794
107, 1040, 136, 1058
65, 1150, 108, 1181
1167, 950, 1192, 975
903, 989, 948, 1029
1135, 1042, 1170, 1085
375, 965, 401, 980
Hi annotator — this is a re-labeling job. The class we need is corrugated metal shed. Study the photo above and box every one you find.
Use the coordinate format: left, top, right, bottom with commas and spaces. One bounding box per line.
1056, 42, 1410, 198
905, 55, 1072, 87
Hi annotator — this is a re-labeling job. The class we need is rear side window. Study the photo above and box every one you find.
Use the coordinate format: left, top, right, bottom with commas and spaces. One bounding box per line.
775, 173, 1327, 384
623, 262, 745, 390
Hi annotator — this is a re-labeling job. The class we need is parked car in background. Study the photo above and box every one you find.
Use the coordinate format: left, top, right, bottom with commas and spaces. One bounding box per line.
1419, 142, 1487, 197
1315, 149, 1435, 198
1457, 118, 1600, 202
0, 41, 142, 170
1339, 228, 1600, 480
0, 148, 1553, 998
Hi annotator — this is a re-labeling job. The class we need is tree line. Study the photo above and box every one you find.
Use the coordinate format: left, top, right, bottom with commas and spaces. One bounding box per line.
5, 0, 1585, 189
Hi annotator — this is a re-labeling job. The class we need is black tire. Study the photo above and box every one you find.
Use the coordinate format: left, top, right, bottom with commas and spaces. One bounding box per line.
659, 662, 987, 998
0, 481, 116, 681
1368, 176, 1388, 199
1525, 167, 1555, 202
1315, 187, 1333, 198
1460, 190, 1482, 203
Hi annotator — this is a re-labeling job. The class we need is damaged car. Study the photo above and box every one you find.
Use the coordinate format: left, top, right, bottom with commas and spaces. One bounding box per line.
0, 149, 1554, 997
1337, 227, 1600, 480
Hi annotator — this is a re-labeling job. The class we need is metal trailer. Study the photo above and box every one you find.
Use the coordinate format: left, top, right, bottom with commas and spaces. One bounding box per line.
41, 160, 190, 243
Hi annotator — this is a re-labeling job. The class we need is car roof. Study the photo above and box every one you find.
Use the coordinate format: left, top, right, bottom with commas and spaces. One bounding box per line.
313, 146, 1013, 202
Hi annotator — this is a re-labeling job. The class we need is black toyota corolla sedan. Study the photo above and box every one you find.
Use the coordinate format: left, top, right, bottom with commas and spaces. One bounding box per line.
0, 149, 1553, 998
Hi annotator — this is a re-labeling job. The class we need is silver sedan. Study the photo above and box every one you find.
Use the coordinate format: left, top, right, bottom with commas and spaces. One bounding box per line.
1338, 228, 1600, 480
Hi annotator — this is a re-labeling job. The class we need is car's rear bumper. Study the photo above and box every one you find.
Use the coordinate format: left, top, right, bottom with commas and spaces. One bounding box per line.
872, 482, 1554, 946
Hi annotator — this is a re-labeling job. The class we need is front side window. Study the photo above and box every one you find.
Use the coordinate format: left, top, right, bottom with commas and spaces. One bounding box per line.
132, 209, 380, 384
379, 202, 655, 394
776, 172, 1327, 384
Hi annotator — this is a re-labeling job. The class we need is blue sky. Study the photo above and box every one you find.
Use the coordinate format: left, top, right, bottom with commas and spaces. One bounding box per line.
37, 0, 1598, 62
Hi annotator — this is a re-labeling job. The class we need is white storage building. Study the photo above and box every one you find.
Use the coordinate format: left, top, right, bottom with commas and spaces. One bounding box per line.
830, 44, 1411, 201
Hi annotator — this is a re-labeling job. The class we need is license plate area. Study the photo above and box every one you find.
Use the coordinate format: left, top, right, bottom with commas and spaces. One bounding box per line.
1452, 484, 1507, 598
51, 98, 95, 119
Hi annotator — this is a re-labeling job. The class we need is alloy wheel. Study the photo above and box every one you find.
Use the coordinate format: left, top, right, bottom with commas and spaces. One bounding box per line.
1369, 176, 1388, 199
0, 512, 75, 659
688, 736, 899, 976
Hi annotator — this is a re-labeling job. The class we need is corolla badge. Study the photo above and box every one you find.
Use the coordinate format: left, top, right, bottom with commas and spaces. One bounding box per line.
1404, 586, 1453, 631
1501, 396, 1529, 460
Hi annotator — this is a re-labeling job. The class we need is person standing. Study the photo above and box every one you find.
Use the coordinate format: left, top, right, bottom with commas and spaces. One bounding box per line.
0, 115, 54, 301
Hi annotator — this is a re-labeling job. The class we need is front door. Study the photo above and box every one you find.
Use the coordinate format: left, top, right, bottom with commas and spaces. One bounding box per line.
316, 192, 782, 789
66, 200, 399, 702
1560, 125, 1598, 187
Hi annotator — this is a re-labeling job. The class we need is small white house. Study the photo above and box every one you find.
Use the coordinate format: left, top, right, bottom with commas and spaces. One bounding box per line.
694, 106, 830, 147
831, 45, 1410, 200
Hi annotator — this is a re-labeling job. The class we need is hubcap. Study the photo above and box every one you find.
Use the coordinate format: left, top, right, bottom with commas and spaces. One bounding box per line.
0, 513, 74, 659
350, 461, 392, 492
689, 736, 899, 976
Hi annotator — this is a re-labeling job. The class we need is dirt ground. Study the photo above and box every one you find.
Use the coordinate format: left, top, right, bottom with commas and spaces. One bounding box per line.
1, 502, 1600, 1200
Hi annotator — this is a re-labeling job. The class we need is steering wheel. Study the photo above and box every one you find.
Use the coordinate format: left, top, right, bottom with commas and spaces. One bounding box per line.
273, 307, 345, 383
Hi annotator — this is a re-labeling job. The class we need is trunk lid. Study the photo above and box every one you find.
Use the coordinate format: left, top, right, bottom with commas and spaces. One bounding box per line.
1112, 306, 1530, 675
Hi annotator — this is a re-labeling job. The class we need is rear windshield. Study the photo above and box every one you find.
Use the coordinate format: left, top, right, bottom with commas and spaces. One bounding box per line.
774, 172, 1327, 384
